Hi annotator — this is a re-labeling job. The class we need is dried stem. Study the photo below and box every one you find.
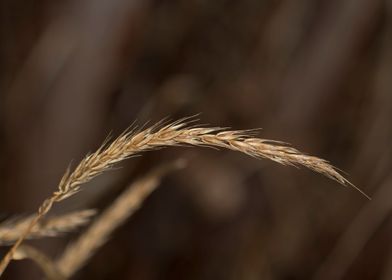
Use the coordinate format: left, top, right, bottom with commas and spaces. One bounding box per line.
56, 159, 185, 277
13, 245, 65, 280
0, 118, 367, 276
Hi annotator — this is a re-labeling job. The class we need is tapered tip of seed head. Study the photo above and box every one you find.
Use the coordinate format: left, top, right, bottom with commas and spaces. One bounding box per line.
344, 180, 371, 200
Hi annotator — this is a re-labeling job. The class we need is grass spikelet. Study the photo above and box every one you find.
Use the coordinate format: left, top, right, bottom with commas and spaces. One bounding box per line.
0, 210, 96, 245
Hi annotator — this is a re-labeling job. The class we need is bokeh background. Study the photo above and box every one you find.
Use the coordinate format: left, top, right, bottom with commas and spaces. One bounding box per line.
1, 0, 392, 279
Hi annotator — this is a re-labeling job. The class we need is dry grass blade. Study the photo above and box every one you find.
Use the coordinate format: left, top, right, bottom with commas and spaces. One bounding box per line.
13, 245, 65, 280
0, 210, 96, 245
56, 159, 186, 277
0, 118, 368, 276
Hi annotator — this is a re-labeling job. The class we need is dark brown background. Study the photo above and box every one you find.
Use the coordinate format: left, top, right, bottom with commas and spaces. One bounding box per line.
1, 0, 392, 279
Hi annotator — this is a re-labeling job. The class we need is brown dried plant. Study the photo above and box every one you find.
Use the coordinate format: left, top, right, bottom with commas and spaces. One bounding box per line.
0, 210, 96, 245
13, 245, 65, 280
0, 118, 368, 276
56, 160, 185, 277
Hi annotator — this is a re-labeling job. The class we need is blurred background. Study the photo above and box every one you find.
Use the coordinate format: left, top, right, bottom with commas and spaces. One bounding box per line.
1, 0, 392, 279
